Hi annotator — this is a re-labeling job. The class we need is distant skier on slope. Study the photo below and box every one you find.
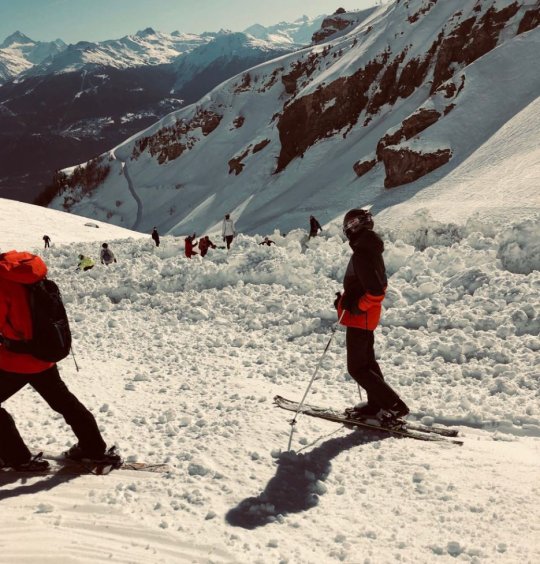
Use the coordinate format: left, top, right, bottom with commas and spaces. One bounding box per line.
0, 251, 120, 471
184, 234, 198, 258
43, 235, 51, 249
151, 227, 160, 247
259, 237, 275, 246
100, 243, 117, 266
309, 215, 323, 238
198, 236, 216, 257
222, 214, 236, 250
335, 209, 409, 420
76, 254, 95, 271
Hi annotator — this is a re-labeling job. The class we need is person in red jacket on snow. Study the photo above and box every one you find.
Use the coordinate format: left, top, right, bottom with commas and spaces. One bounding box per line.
198, 236, 216, 257
184, 233, 198, 258
0, 251, 117, 471
335, 209, 409, 421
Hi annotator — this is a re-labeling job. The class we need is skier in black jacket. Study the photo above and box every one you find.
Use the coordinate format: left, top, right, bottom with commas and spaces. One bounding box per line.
335, 209, 409, 420
151, 227, 160, 247
309, 216, 322, 238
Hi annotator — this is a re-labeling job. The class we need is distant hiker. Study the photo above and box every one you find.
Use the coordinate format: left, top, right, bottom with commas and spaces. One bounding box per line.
222, 214, 236, 250
259, 237, 275, 246
43, 235, 51, 249
77, 255, 94, 271
151, 227, 160, 247
0, 251, 120, 471
184, 234, 198, 258
100, 243, 117, 266
198, 236, 216, 257
309, 215, 323, 238
335, 209, 409, 420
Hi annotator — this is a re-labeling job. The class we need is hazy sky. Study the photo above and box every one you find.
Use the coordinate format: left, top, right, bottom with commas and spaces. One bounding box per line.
0, 0, 378, 44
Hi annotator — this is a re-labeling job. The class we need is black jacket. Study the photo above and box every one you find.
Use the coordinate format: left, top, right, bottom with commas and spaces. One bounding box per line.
343, 229, 387, 305
310, 217, 322, 232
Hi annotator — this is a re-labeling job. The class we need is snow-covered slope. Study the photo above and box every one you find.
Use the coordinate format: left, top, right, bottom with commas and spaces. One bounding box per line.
1, 17, 321, 203
1, 196, 539, 562
171, 31, 292, 97
0, 197, 145, 252
51, 0, 540, 237
245, 14, 327, 46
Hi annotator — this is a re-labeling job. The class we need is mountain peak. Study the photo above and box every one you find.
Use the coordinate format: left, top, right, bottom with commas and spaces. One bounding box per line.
1, 31, 34, 48
135, 27, 157, 37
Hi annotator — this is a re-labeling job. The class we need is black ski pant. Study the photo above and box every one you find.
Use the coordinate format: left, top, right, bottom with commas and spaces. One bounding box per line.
346, 327, 401, 410
225, 235, 234, 250
0, 365, 106, 466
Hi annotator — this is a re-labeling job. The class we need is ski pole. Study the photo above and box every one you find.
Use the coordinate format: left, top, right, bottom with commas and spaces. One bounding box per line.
286, 311, 345, 451
70, 346, 80, 372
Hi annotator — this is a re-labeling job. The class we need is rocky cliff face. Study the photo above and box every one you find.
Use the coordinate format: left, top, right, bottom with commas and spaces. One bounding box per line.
275, 0, 537, 188
50, 0, 540, 235
311, 8, 377, 43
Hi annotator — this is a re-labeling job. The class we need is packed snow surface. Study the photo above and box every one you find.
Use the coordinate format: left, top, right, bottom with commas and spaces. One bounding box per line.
1, 201, 539, 562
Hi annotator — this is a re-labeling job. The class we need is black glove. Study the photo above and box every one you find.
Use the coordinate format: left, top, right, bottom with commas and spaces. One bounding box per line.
334, 292, 342, 310
341, 293, 362, 315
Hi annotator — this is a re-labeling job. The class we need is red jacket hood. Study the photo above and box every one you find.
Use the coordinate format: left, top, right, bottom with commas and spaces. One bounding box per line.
0, 251, 47, 284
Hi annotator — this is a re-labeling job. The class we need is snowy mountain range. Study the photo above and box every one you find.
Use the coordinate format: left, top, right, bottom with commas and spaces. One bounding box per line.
0, 15, 326, 83
0, 31, 66, 82
22, 28, 212, 78
49, 0, 540, 236
0, 16, 326, 203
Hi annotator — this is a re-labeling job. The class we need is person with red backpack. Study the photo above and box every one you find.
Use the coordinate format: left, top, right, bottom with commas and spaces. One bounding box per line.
335, 210, 409, 421
0, 251, 119, 471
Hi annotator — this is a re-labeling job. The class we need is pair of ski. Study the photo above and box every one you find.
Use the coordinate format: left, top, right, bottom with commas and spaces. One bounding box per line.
274, 396, 463, 446
1, 454, 170, 476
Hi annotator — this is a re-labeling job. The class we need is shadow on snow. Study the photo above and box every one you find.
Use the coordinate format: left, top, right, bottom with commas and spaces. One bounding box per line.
0, 469, 79, 501
226, 429, 387, 529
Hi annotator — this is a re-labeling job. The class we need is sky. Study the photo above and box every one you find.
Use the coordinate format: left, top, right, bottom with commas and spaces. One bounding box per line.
0, 0, 378, 43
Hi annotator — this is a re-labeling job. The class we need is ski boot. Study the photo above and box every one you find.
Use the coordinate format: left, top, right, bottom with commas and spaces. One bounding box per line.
11, 452, 50, 472
344, 402, 382, 420
64, 445, 122, 468
379, 399, 410, 426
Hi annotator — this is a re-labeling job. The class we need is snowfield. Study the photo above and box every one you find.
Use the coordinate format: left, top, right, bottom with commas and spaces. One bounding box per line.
1, 205, 539, 563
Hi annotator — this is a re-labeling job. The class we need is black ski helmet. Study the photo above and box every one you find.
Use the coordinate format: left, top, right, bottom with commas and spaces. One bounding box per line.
343, 209, 374, 238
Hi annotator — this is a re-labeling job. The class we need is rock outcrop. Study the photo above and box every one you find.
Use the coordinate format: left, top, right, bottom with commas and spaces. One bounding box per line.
381, 146, 452, 188
311, 8, 377, 44
277, 56, 386, 172
430, 3, 520, 94
252, 139, 271, 154
353, 158, 377, 178
376, 108, 442, 160
517, 6, 540, 34
312, 13, 354, 44
228, 147, 251, 175
132, 109, 222, 164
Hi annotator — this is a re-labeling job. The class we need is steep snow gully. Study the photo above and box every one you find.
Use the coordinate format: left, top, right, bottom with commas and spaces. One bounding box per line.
117, 155, 143, 230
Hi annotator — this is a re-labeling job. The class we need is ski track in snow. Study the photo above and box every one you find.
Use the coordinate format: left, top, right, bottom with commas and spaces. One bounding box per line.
1, 213, 539, 563
119, 159, 143, 231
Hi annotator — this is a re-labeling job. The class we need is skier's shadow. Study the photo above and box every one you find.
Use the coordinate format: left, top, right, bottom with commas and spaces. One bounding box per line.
226, 429, 387, 529
0, 469, 78, 500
